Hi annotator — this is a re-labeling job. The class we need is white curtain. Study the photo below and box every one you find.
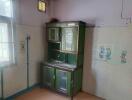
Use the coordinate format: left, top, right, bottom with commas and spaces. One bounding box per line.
0, 0, 15, 67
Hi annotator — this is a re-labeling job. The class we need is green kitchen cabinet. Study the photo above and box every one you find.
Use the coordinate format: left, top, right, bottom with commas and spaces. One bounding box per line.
42, 21, 86, 97
43, 66, 55, 89
42, 66, 83, 96
55, 69, 71, 95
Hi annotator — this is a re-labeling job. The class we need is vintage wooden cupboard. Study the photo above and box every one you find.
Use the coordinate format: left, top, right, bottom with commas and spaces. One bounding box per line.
41, 21, 86, 97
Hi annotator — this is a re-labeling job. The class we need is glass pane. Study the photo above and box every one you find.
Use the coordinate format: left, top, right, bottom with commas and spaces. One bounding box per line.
0, 43, 10, 62
65, 31, 73, 51
44, 67, 54, 87
0, 23, 10, 63
0, 23, 8, 42
0, 0, 12, 17
2, 43, 9, 61
57, 70, 67, 93
45, 69, 52, 82
59, 72, 67, 90
62, 28, 78, 51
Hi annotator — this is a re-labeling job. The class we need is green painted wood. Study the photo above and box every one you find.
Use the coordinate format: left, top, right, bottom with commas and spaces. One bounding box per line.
53, 51, 66, 62
58, 52, 66, 62
55, 68, 83, 96
45, 21, 86, 97
48, 42, 60, 50
73, 68, 83, 94
55, 69, 71, 96
78, 22, 86, 54
77, 23, 86, 66
43, 66, 55, 89
67, 71, 72, 96
67, 54, 77, 65
77, 54, 84, 67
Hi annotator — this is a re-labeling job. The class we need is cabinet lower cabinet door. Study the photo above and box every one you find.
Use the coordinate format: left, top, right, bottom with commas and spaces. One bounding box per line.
55, 69, 71, 95
43, 66, 55, 89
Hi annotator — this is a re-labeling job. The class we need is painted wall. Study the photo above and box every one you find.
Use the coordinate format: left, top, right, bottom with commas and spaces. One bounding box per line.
83, 26, 132, 100
49, 0, 132, 100
0, 0, 49, 98
50, 0, 132, 26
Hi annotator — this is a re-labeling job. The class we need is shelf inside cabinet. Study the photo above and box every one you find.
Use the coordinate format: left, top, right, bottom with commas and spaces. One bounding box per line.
54, 49, 78, 54
48, 40, 61, 44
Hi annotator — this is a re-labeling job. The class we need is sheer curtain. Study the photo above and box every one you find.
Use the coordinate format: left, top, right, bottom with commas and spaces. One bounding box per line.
0, 0, 15, 67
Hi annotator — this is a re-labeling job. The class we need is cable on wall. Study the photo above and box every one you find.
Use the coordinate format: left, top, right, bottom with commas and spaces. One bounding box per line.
121, 0, 131, 24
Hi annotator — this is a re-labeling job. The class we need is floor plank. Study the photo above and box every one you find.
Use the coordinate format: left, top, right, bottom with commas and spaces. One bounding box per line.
15, 88, 103, 100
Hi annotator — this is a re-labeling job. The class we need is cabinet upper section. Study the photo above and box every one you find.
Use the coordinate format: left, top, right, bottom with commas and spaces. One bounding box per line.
46, 21, 86, 54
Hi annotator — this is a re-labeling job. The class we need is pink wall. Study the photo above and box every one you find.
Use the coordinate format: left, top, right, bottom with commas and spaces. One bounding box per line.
15, 0, 50, 26
51, 0, 132, 26
3, 0, 50, 97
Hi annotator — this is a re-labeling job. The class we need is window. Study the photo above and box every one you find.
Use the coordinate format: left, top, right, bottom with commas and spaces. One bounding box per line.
0, 0, 12, 17
0, 0, 14, 67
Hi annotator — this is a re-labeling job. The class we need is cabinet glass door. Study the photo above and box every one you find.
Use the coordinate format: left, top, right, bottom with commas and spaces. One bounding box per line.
48, 28, 60, 42
61, 27, 78, 52
56, 69, 71, 94
43, 66, 55, 88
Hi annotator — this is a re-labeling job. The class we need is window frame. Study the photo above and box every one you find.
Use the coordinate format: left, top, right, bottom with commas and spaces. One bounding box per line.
0, 0, 15, 67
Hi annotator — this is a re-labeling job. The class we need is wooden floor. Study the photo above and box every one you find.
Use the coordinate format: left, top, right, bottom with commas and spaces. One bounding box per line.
15, 88, 103, 100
